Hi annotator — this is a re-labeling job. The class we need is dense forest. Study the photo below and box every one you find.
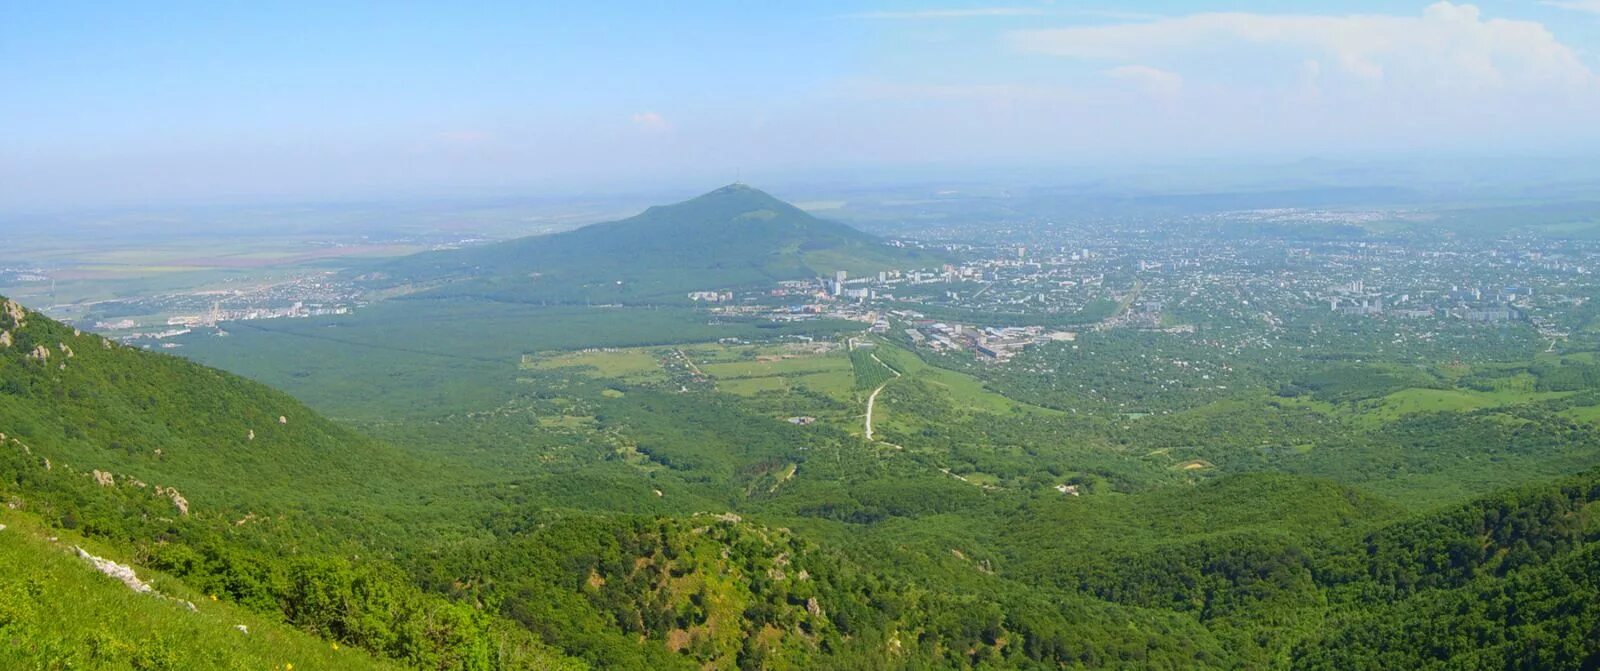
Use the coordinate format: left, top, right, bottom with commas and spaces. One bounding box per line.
9, 288, 1600, 669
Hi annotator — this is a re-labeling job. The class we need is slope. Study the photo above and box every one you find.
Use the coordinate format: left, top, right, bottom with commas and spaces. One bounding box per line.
0, 295, 422, 515
0, 295, 585, 669
0, 508, 400, 671
372, 183, 939, 303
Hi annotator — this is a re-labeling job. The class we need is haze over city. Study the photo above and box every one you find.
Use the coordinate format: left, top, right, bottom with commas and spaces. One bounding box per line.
11, 3, 1600, 670
6, 1, 1600, 209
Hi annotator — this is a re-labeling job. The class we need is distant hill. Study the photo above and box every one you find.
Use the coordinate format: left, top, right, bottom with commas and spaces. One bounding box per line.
371, 184, 942, 303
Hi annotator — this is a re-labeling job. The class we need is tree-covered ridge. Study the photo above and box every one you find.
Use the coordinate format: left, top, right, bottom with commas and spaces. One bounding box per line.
372, 184, 941, 303
0, 296, 1219, 669
1, 294, 583, 669
13, 286, 1600, 669
0, 294, 418, 512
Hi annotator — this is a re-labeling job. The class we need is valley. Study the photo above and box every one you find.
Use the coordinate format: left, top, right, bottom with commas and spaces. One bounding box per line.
13, 3, 1600, 667
10, 185, 1600, 669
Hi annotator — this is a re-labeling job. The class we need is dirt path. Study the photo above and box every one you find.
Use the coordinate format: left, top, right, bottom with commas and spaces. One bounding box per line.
674, 348, 705, 377
863, 351, 901, 441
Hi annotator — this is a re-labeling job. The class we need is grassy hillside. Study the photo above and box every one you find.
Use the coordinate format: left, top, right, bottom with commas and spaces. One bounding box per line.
0, 295, 422, 513
18, 270, 1600, 670
0, 509, 400, 671
372, 184, 941, 303
0, 295, 583, 669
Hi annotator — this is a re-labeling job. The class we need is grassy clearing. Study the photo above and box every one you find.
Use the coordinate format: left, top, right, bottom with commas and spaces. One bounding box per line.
684, 342, 855, 400
699, 356, 848, 379
850, 347, 897, 391
524, 348, 666, 381
718, 376, 792, 395
1360, 387, 1575, 424
872, 342, 1058, 415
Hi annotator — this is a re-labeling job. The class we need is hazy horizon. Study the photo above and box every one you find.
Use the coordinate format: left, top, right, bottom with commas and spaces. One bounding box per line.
7, 1, 1600, 211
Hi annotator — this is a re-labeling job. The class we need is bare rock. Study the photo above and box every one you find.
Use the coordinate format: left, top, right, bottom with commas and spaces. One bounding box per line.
75, 546, 153, 593
92, 469, 114, 487
2, 299, 24, 326
155, 486, 190, 515
806, 596, 824, 617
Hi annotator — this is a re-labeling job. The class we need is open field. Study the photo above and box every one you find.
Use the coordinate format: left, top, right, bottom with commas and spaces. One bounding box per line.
523, 348, 667, 382
526, 341, 861, 400
873, 341, 1060, 416
176, 302, 861, 419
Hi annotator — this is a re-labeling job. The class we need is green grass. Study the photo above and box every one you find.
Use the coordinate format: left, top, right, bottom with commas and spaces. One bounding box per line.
1360, 387, 1575, 425
872, 341, 1057, 415
0, 510, 397, 671
849, 347, 896, 391
524, 348, 667, 381
699, 356, 848, 379
716, 376, 791, 395
176, 301, 857, 419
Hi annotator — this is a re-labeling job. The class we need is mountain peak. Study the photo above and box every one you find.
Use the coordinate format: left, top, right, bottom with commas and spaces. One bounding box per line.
376, 183, 939, 301
696, 182, 782, 203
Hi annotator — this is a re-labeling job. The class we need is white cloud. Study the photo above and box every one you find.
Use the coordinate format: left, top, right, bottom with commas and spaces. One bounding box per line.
1010, 2, 1598, 96
833, 3, 1600, 161
630, 111, 670, 131
1104, 65, 1183, 100
845, 8, 1045, 20
1543, 0, 1600, 14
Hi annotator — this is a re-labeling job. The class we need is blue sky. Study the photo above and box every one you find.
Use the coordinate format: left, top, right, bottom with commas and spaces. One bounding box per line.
4, 1, 1600, 209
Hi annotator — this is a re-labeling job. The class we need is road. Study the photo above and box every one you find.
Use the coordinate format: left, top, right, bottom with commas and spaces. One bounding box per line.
862, 350, 901, 441
674, 348, 705, 377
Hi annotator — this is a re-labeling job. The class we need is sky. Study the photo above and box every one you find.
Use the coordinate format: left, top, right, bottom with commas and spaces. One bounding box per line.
4, 1, 1600, 210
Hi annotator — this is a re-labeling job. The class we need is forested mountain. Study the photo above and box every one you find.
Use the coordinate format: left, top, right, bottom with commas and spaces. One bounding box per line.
10, 288, 1600, 669
369, 184, 940, 303
0, 295, 582, 669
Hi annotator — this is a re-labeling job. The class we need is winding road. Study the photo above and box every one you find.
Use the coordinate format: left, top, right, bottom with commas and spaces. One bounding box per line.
862, 351, 901, 441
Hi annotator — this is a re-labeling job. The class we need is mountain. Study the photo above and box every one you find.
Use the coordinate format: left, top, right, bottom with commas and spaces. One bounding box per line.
0, 295, 581, 669
0, 295, 417, 512
372, 184, 941, 303
12, 288, 1600, 669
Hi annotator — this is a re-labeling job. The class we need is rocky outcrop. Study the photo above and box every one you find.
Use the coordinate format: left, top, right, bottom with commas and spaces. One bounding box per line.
806, 596, 824, 618
154, 486, 190, 516
0, 331, 11, 348
27, 345, 49, 362
75, 546, 153, 593
2, 299, 24, 326
92, 470, 114, 487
